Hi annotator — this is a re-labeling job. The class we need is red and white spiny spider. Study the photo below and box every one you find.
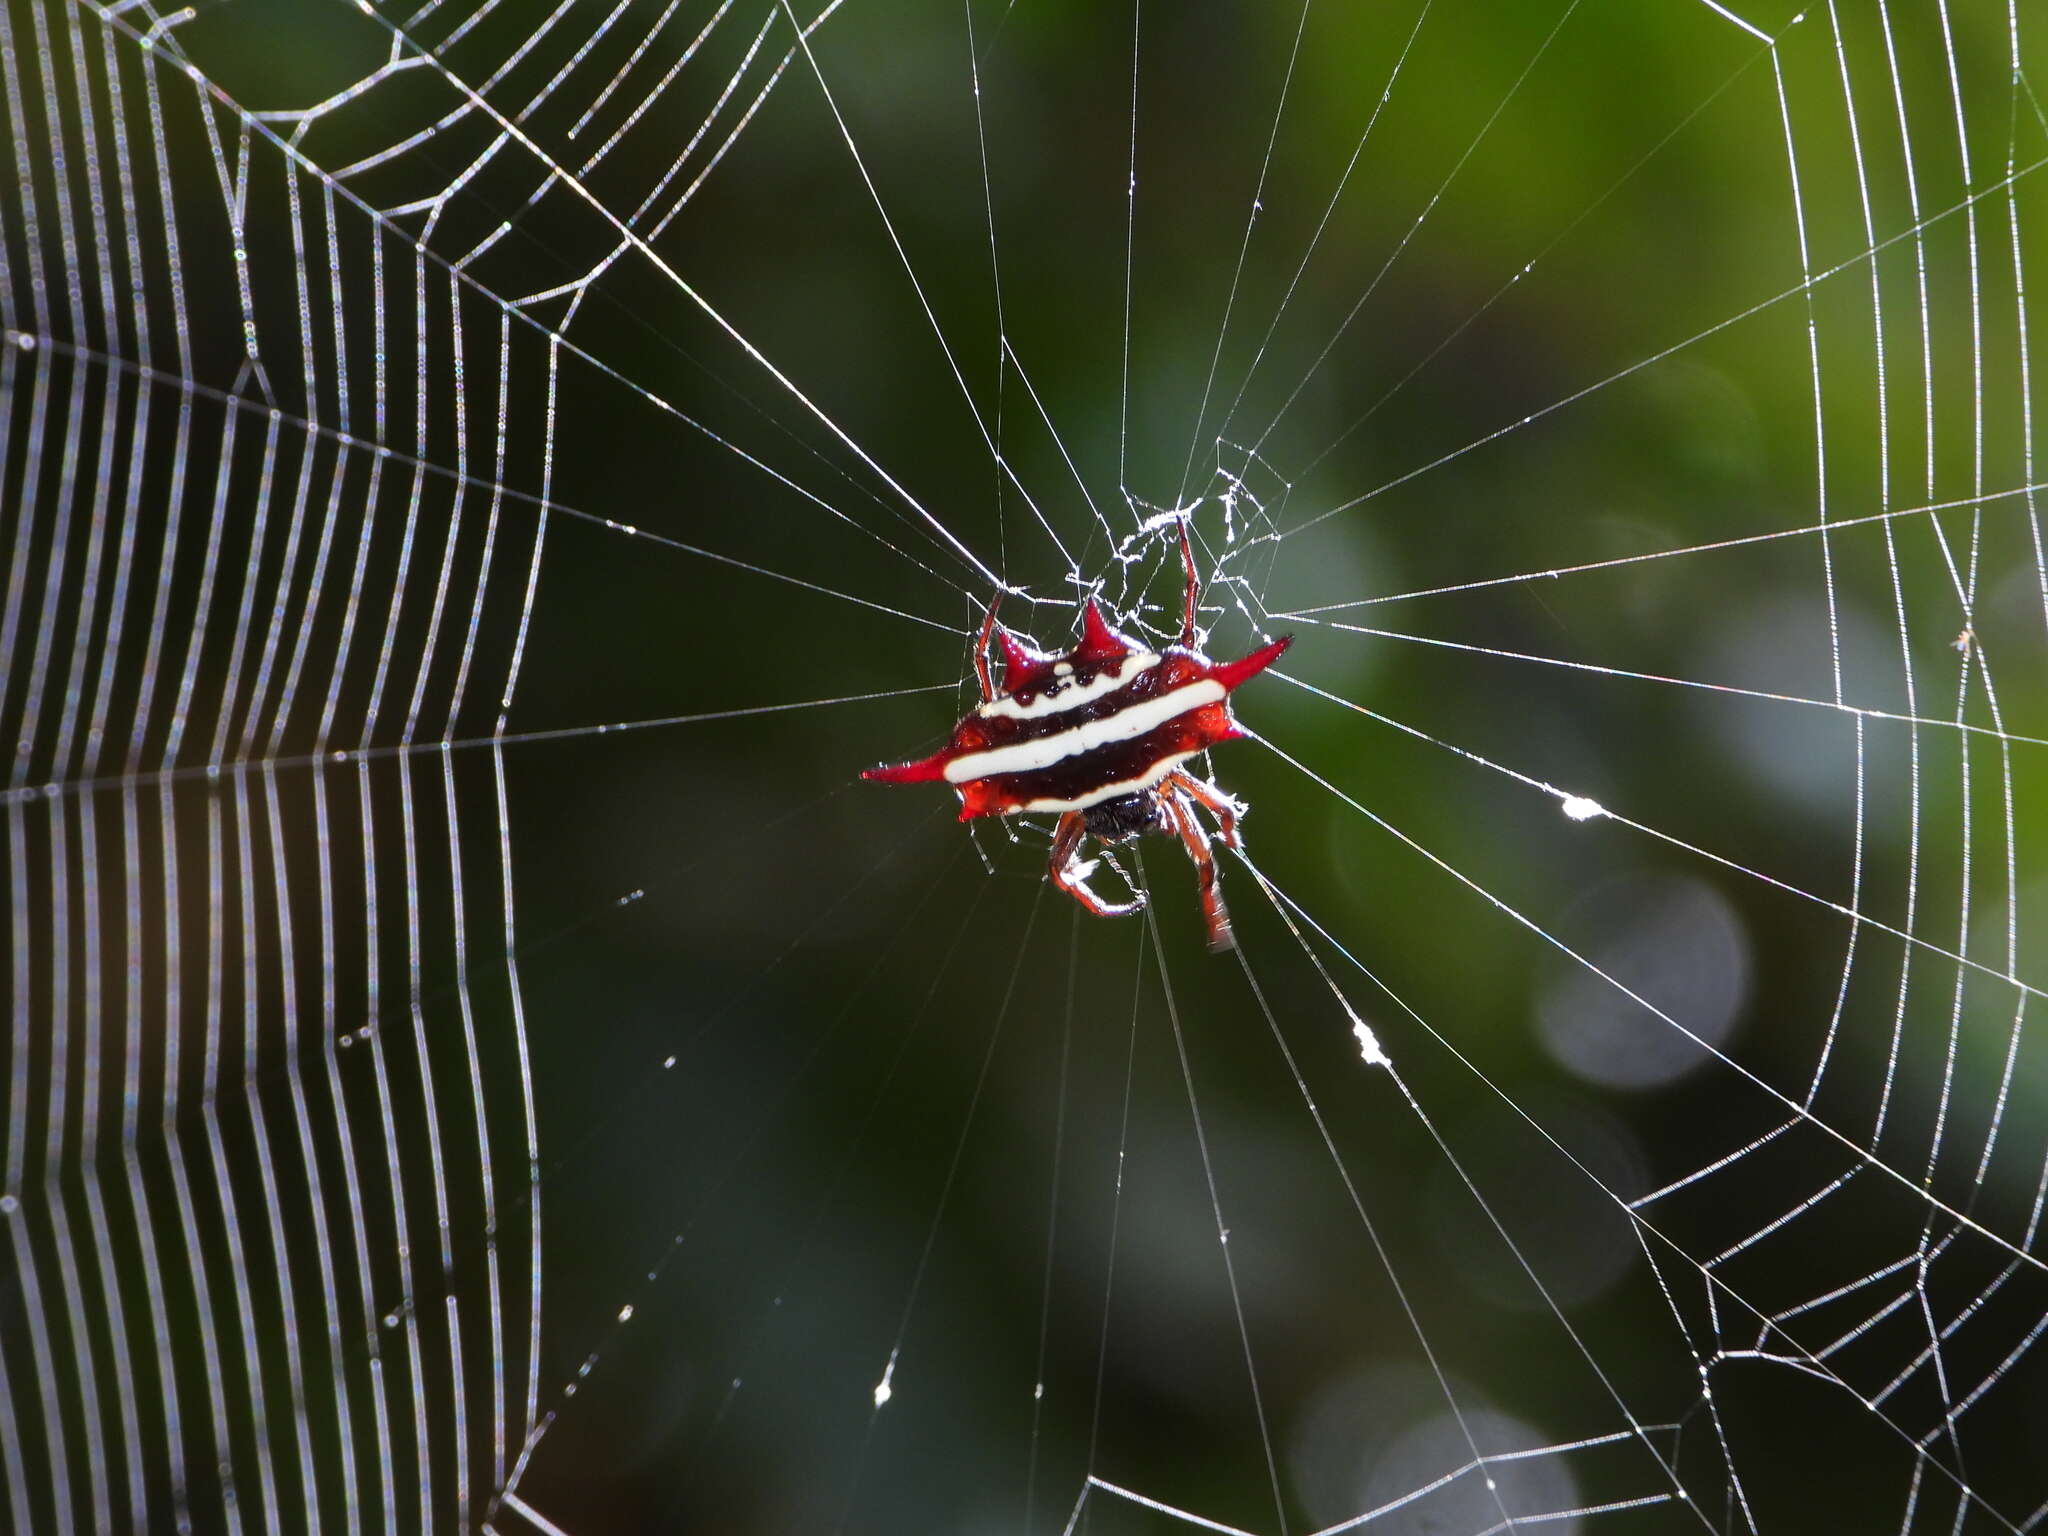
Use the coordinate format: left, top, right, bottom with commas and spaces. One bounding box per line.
862, 523, 1290, 951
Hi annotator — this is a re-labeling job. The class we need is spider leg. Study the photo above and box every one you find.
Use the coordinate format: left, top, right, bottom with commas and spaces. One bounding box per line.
1160, 769, 1245, 850
1176, 514, 1201, 648
1160, 786, 1234, 952
974, 592, 1005, 703
1048, 811, 1146, 919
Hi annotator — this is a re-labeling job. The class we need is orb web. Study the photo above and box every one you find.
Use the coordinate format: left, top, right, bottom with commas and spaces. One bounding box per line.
2, 1, 2046, 1533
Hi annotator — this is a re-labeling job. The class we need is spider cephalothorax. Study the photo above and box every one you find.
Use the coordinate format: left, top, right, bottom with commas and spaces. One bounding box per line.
862, 524, 1289, 951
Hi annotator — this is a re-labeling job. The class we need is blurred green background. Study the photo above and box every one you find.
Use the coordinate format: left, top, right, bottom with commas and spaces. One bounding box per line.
14, 0, 2048, 1530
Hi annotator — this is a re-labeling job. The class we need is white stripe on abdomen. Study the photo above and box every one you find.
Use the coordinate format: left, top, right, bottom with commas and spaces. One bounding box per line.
942, 678, 1225, 784
974, 652, 1156, 720
1014, 751, 1202, 813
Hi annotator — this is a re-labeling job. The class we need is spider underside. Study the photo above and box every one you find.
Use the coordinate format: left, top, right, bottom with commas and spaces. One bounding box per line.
1056, 771, 1246, 951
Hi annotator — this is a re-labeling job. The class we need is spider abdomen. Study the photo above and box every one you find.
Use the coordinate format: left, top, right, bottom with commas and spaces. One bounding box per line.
864, 629, 1287, 813
962, 695, 1233, 818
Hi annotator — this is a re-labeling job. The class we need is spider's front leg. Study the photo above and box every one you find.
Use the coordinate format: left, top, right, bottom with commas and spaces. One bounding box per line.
1160, 786, 1235, 952
1176, 513, 1201, 648
973, 593, 1004, 703
1161, 769, 1246, 850
1048, 812, 1146, 919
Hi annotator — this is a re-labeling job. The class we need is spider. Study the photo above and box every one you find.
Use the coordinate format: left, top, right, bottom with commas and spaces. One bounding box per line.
862, 523, 1290, 951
